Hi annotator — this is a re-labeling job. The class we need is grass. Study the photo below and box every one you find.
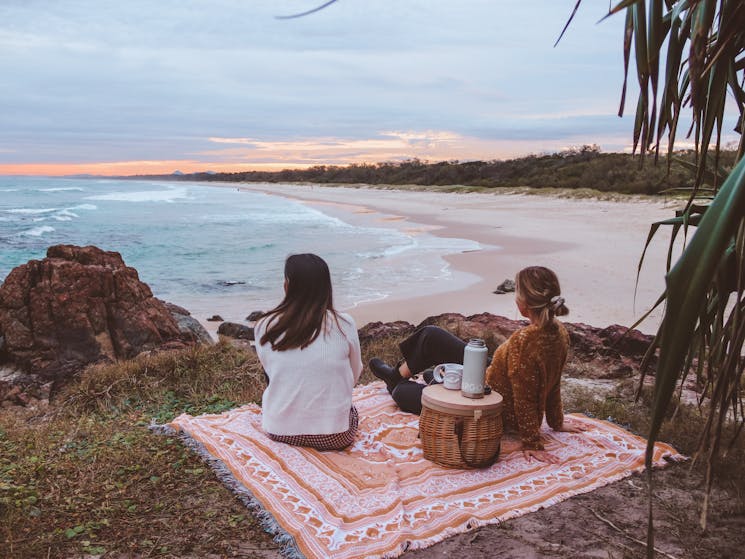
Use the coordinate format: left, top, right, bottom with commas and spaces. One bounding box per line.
1, 333, 743, 557
358, 183, 673, 201
1, 340, 272, 559
562, 379, 745, 488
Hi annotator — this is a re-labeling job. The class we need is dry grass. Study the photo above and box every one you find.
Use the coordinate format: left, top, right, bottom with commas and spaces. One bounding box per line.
63, 339, 266, 417
563, 380, 745, 488
1, 333, 742, 558
0, 340, 274, 559
298, 182, 675, 201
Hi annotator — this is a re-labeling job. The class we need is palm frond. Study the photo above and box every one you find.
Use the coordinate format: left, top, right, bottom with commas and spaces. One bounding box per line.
562, 1, 744, 554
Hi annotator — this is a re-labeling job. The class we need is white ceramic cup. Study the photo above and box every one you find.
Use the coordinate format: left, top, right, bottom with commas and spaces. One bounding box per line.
433, 363, 463, 390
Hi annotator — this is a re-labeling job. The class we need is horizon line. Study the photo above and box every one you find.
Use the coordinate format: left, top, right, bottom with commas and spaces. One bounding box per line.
1, 145, 686, 178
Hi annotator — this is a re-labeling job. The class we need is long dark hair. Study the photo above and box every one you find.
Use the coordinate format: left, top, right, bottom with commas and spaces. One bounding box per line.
259, 253, 341, 351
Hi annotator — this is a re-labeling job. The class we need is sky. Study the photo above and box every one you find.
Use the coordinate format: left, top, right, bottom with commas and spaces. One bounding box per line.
1, 1, 646, 176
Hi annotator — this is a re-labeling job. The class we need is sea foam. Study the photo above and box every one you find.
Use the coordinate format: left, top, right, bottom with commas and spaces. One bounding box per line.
4, 207, 59, 215
18, 225, 55, 237
86, 187, 190, 203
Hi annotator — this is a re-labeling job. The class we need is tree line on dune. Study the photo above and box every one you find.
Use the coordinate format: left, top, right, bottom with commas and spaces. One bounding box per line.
128, 146, 741, 195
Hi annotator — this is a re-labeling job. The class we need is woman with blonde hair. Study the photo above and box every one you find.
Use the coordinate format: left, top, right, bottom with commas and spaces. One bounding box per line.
370, 266, 583, 463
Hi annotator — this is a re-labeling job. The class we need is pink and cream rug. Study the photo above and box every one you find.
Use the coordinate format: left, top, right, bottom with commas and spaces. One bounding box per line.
164, 381, 684, 559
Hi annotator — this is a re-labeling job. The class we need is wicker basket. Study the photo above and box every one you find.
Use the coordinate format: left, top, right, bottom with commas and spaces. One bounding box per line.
420, 384, 503, 469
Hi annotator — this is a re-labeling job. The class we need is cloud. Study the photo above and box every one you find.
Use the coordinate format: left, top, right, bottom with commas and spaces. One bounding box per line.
0, 1, 692, 173
201, 131, 465, 164
197, 128, 634, 167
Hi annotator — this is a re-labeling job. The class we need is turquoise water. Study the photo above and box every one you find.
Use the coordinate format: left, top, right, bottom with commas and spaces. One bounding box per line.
0, 177, 480, 321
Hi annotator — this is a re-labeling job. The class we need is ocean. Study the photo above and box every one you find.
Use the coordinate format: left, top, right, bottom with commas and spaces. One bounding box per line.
0, 176, 481, 323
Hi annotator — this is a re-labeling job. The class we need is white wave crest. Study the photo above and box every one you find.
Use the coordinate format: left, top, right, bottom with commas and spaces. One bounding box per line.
53, 210, 78, 221
357, 238, 419, 259
4, 207, 58, 215
39, 187, 85, 192
18, 225, 55, 237
86, 187, 189, 203
68, 204, 97, 211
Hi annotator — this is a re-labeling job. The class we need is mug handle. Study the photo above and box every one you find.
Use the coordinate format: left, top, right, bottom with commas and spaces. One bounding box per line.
433, 364, 446, 383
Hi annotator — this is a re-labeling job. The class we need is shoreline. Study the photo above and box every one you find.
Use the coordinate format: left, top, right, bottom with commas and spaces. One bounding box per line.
221, 183, 678, 333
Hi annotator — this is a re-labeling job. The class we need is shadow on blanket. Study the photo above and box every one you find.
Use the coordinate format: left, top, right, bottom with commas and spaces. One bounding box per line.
154, 381, 684, 559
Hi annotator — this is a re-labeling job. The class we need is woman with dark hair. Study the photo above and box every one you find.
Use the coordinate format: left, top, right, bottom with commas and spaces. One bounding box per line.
255, 253, 363, 451
370, 266, 584, 463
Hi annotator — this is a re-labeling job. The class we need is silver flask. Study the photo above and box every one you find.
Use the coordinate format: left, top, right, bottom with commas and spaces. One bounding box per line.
461, 338, 487, 398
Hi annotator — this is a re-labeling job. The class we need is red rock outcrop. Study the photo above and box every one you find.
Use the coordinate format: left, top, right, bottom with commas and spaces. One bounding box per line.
358, 320, 416, 343
373, 312, 656, 379
0, 245, 196, 385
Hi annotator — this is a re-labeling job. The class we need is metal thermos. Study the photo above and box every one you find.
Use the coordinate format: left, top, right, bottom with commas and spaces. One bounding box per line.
461, 338, 487, 398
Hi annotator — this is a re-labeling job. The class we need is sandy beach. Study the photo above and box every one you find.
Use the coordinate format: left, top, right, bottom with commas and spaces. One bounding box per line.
235, 184, 679, 334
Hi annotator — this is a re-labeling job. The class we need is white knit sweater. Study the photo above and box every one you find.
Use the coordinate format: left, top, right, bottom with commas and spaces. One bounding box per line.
255, 311, 363, 436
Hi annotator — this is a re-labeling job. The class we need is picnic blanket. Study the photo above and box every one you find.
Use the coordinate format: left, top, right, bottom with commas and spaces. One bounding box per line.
163, 381, 684, 559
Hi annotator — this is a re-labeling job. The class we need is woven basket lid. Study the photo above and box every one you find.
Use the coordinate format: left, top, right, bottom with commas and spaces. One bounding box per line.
421, 384, 503, 416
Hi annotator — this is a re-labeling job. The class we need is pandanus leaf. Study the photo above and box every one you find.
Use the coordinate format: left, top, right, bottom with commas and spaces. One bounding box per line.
646, 156, 745, 466
697, 58, 729, 184
567, 1, 745, 553
554, 0, 583, 47
619, 8, 635, 116
634, 3, 652, 153
647, 0, 664, 154
608, 0, 645, 17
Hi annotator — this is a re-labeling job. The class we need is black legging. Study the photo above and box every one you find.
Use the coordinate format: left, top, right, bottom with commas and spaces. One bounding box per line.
391, 325, 467, 415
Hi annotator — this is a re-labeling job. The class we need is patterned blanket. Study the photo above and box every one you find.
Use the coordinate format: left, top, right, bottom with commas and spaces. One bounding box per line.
165, 382, 684, 559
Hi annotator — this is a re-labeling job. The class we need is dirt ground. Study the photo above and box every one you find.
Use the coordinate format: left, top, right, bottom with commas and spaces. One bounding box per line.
408, 464, 745, 559
183, 461, 745, 559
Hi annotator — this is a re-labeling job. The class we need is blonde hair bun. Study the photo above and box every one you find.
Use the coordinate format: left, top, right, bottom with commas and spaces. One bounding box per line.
516, 267, 569, 326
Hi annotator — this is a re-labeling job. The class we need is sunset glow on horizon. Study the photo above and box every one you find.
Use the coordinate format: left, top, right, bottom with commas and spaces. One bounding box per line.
0, 130, 634, 177
0, 160, 315, 177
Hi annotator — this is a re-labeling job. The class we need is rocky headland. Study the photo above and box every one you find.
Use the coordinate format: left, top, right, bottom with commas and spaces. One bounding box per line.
0, 245, 211, 406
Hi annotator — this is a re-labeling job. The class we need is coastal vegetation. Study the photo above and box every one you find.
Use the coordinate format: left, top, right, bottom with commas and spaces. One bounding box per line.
594, 0, 744, 541
2, 337, 744, 558
131, 146, 741, 196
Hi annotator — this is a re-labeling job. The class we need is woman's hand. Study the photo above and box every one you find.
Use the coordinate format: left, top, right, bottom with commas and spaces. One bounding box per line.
554, 422, 588, 433
522, 448, 560, 464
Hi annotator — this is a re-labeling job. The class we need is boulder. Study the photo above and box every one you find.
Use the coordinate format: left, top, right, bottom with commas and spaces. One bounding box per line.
161, 301, 214, 346
207, 315, 224, 322
0, 365, 43, 407
218, 321, 255, 340
246, 311, 264, 322
492, 279, 516, 294
358, 320, 416, 343
0, 245, 197, 386
417, 312, 523, 350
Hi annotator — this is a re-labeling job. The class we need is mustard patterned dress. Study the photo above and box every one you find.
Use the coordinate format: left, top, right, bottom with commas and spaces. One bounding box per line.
485, 320, 570, 450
